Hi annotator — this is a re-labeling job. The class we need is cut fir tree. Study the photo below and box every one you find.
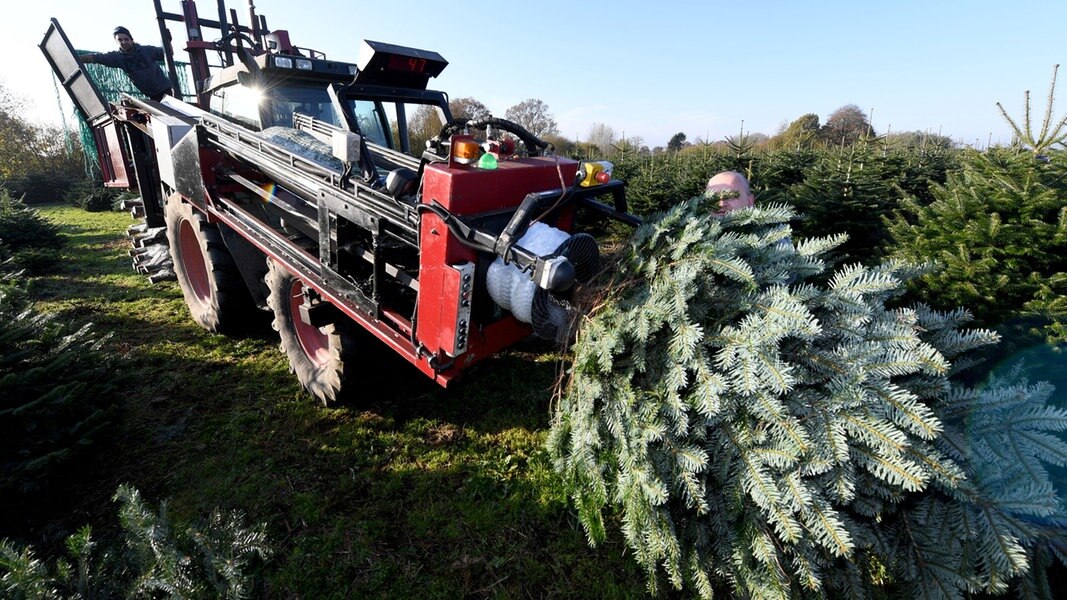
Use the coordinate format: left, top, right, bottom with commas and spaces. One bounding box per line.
548, 194, 1067, 599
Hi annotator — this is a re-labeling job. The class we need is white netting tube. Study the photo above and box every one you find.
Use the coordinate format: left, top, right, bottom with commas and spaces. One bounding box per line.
485, 222, 570, 324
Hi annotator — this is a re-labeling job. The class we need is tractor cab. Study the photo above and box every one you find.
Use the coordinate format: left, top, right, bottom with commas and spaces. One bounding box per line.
203, 41, 451, 158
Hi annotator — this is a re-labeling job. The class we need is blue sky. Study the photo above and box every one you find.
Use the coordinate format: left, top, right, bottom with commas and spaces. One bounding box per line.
5, 0, 1066, 148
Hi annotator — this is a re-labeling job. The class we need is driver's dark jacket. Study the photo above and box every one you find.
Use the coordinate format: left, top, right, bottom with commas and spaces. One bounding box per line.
92, 44, 171, 98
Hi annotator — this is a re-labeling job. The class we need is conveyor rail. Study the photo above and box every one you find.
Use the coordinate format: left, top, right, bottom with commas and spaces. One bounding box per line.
197, 112, 421, 241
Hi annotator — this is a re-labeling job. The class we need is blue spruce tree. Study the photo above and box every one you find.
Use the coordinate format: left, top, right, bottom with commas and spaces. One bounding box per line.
549, 193, 1067, 599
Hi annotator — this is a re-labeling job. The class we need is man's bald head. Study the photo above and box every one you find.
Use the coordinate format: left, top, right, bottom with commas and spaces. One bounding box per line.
705, 171, 755, 214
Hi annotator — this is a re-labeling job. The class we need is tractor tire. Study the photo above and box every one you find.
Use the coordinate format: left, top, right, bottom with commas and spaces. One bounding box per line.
265, 259, 359, 404
165, 195, 255, 333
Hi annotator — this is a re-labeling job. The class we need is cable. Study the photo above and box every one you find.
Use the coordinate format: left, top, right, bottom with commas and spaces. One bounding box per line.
533, 153, 573, 224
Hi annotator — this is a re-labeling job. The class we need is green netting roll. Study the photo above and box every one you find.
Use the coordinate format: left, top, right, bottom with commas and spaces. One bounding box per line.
67, 53, 196, 177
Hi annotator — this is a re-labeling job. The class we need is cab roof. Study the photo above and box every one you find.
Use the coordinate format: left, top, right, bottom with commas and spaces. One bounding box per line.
203, 41, 447, 94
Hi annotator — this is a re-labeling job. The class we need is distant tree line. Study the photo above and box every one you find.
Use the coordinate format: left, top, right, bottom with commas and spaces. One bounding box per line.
436, 95, 957, 158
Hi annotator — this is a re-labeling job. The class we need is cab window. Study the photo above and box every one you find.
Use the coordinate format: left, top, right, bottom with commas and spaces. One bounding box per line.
351, 100, 389, 147
346, 101, 447, 156
399, 103, 446, 158
267, 85, 339, 128
212, 83, 263, 129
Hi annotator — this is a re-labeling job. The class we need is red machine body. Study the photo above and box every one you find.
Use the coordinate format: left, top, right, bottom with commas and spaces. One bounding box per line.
417, 146, 581, 367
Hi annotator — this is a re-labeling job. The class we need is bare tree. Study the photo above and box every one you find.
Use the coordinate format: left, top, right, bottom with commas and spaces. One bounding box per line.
449, 97, 490, 121
585, 122, 616, 154
504, 98, 559, 137
611, 135, 647, 157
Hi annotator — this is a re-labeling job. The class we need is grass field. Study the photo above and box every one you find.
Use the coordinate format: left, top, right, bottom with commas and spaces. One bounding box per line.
22, 205, 648, 598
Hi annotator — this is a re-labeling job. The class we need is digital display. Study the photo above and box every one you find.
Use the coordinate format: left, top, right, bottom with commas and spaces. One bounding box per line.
387, 54, 427, 74
355, 40, 447, 88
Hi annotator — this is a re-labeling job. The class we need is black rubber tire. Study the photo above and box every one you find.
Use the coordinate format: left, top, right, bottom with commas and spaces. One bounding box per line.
265, 259, 359, 404
165, 195, 254, 333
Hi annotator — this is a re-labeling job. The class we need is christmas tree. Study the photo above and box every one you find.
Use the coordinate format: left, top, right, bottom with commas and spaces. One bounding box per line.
887, 147, 1067, 347
549, 194, 1067, 599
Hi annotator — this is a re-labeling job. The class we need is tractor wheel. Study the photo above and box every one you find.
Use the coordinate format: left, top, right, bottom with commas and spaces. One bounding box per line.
265, 260, 359, 404
165, 195, 254, 333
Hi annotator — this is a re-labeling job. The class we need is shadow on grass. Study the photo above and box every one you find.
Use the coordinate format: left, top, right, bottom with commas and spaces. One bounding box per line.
31, 270, 176, 303
108, 348, 639, 597
59, 221, 134, 247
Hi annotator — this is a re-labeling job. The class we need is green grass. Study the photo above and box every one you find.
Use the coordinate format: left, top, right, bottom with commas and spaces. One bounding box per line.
19, 205, 648, 598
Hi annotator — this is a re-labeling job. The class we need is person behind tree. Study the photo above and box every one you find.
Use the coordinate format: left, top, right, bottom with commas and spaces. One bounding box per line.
705, 170, 756, 214
706, 170, 794, 259
81, 26, 173, 102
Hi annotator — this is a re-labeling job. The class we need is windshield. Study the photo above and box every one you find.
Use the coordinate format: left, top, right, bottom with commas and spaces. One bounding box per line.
267, 85, 339, 129
263, 84, 446, 156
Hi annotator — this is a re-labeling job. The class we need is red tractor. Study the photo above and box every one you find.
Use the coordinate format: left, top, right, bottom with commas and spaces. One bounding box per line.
41, 0, 637, 403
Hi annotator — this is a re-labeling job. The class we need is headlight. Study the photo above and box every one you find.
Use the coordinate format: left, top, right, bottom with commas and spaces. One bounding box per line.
296, 59, 313, 70
274, 56, 293, 69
